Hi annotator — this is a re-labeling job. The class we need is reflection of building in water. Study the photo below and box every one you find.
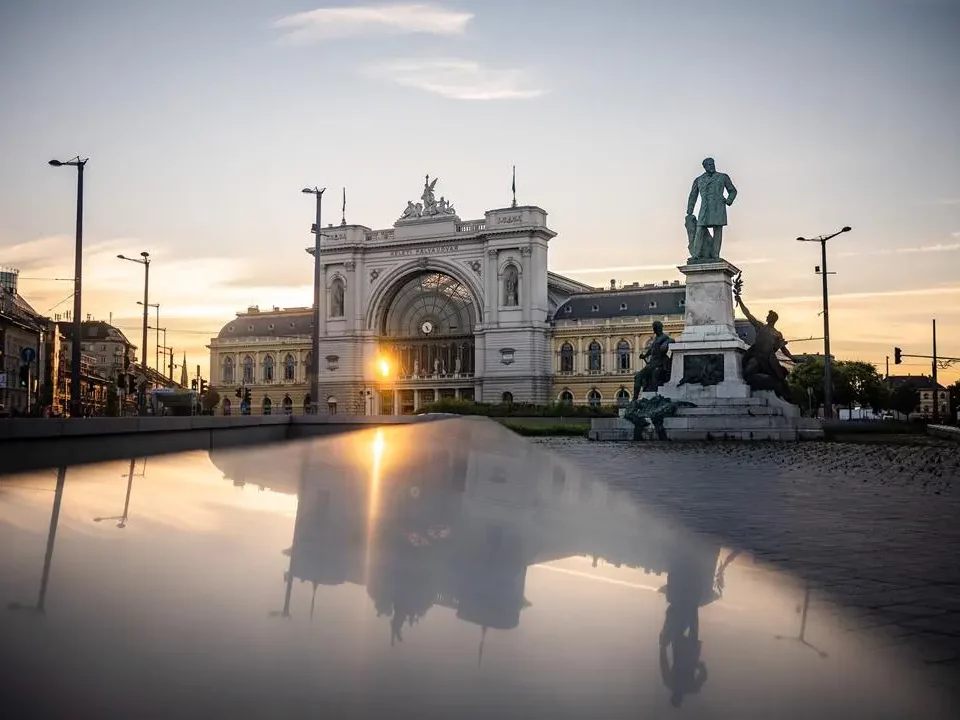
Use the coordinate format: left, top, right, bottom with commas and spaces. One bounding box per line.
211, 420, 691, 640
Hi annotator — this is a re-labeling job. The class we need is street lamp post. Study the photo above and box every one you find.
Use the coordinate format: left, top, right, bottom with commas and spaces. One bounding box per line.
118, 252, 150, 393
48, 156, 88, 418
302, 186, 326, 414
797, 226, 851, 420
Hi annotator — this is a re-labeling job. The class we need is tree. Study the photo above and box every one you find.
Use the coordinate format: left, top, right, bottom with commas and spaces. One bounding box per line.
949, 379, 960, 425
202, 388, 221, 413
889, 383, 920, 418
787, 356, 825, 415
840, 360, 886, 412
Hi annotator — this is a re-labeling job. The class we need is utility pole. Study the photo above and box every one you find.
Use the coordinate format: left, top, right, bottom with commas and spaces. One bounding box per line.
168, 347, 174, 382
302, 185, 326, 415
932, 319, 939, 424
885, 355, 890, 380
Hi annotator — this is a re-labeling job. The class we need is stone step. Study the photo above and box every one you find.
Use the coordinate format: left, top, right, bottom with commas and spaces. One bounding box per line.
663, 415, 797, 430
675, 406, 783, 417
665, 428, 800, 441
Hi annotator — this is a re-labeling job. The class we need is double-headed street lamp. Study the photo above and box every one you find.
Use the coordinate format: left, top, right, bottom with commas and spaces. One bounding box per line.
302, 186, 326, 414
138, 301, 160, 378
48, 156, 88, 418
797, 226, 852, 420
117, 252, 150, 382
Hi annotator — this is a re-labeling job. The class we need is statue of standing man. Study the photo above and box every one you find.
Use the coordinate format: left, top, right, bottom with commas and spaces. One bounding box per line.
686, 158, 737, 262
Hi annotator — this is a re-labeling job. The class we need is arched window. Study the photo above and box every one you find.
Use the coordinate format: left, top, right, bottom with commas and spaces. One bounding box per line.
303, 394, 312, 414
588, 341, 602, 372
617, 340, 631, 371
559, 389, 574, 405
616, 387, 631, 407
263, 355, 275, 382
304, 351, 314, 379
588, 389, 602, 407
221, 356, 234, 385
283, 354, 296, 381
502, 264, 519, 307
221, 398, 232, 416
282, 395, 293, 415
502, 391, 514, 404
559, 343, 574, 373
330, 278, 345, 317
262, 397, 272, 415
327, 396, 337, 415
242, 356, 254, 384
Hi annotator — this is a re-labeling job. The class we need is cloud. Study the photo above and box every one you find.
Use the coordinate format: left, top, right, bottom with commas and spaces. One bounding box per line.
273, 3, 472, 43
751, 284, 960, 306
555, 258, 772, 276
367, 58, 545, 100
837, 242, 960, 258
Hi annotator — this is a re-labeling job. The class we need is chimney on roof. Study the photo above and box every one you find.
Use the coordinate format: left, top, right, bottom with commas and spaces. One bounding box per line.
672, 280, 681, 286
247, 305, 259, 313
662, 280, 669, 286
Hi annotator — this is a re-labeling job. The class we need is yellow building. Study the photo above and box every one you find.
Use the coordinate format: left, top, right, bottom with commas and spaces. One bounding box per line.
550, 280, 686, 407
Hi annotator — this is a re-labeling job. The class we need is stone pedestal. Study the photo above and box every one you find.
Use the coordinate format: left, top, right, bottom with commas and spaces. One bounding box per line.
659, 260, 751, 401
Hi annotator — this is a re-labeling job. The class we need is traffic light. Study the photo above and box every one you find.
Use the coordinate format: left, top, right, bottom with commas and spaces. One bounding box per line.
894, 347, 902, 365
18, 365, 29, 388
191, 379, 197, 391
199, 379, 207, 396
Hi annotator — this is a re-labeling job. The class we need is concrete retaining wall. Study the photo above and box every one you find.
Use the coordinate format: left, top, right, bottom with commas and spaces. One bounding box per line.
0, 414, 440, 475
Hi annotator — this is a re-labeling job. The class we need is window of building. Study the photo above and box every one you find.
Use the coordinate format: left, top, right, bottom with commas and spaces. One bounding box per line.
559, 389, 574, 404
617, 340, 631, 371
591, 304, 599, 312
262, 397, 272, 415
502, 391, 514, 404
503, 264, 519, 306
242, 356, 254, 383
616, 388, 631, 407
649, 301, 658, 309
563, 306, 572, 314
588, 388, 602, 407
327, 396, 337, 415
619, 302, 627, 311
303, 394, 312, 414
283, 354, 296, 381
588, 341, 602, 372
560, 343, 574, 373
263, 355, 275, 382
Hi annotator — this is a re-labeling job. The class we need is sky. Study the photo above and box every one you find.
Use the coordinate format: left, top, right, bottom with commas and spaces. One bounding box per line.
1, 0, 958, 384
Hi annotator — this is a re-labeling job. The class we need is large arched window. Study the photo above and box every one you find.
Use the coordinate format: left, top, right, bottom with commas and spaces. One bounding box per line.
242, 356, 254, 384
617, 340, 631, 371
559, 389, 574, 405
502, 264, 519, 307
588, 341, 602, 372
502, 391, 514, 404
588, 389, 602, 407
616, 387, 631, 407
262, 397, 272, 415
282, 395, 293, 415
263, 355, 275, 383
303, 394, 312, 414
382, 272, 476, 337
222, 398, 232, 416
283, 354, 296, 381
221, 356, 234, 385
559, 343, 574, 373
330, 278, 345, 317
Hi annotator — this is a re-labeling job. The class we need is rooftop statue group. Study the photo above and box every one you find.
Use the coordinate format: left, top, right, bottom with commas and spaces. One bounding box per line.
399, 175, 457, 221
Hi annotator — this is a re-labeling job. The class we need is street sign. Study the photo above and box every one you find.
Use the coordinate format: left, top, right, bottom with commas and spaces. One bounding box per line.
20, 347, 36, 364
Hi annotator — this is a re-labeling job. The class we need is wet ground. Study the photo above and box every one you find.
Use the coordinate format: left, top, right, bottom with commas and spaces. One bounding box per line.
538, 437, 960, 691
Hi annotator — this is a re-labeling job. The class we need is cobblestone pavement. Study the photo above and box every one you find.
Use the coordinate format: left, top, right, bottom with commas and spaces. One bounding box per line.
536, 438, 960, 690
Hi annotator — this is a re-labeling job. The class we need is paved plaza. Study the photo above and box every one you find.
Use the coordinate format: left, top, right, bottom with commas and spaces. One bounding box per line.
538, 437, 960, 688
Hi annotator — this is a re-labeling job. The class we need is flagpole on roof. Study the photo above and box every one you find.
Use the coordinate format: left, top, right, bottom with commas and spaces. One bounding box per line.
341, 187, 346, 226
511, 166, 517, 208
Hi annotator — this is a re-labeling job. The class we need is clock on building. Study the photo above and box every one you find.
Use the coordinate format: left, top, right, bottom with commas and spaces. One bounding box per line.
420, 321, 434, 335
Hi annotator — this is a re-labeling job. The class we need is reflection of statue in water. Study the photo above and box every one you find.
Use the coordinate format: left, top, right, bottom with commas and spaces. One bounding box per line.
734, 274, 796, 400
686, 157, 737, 261
633, 321, 673, 399
658, 542, 723, 708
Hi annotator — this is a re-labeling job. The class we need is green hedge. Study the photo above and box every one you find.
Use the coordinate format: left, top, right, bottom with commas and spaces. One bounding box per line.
416, 398, 618, 418
501, 421, 590, 437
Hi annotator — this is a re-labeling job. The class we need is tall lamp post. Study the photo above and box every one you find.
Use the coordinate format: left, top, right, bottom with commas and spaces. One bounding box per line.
138, 301, 160, 380
302, 186, 325, 415
797, 226, 852, 420
48, 156, 88, 418
117, 252, 150, 387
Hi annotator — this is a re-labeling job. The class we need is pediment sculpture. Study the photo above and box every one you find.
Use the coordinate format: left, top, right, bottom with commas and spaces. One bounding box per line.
398, 175, 458, 221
